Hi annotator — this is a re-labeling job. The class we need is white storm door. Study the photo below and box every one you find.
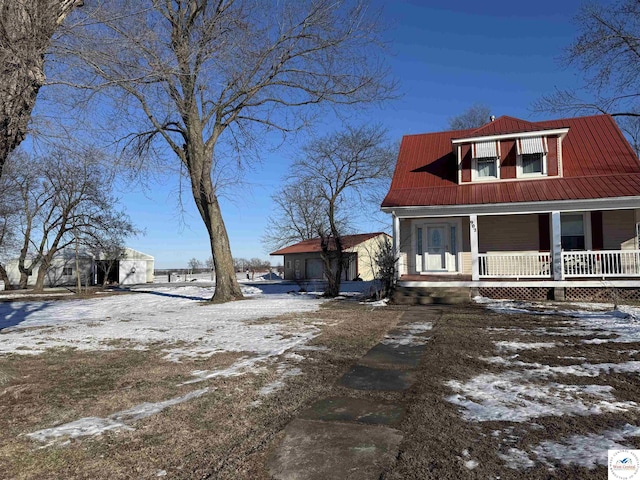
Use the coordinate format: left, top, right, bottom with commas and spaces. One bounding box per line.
425, 226, 446, 270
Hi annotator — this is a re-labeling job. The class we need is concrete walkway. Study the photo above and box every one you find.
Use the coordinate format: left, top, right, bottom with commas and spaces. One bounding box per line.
268, 308, 438, 479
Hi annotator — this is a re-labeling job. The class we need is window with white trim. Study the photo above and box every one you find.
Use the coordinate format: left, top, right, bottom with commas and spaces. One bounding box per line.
561, 213, 585, 250
471, 141, 500, 180
517, 137, 547, 177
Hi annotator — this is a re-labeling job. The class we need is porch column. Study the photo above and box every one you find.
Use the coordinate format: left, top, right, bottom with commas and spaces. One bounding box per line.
470, 214, 479, 281
551, 211, 563, 280
392, 212, 400, 279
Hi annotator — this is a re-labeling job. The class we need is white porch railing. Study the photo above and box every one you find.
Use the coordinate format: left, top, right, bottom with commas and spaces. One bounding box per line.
563, 250, 640, 278
479, 252, 552, 278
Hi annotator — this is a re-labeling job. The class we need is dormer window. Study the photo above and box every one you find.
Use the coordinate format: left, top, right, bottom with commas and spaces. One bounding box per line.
471, 140, 500, 181
476, 157, 497, 177
517, 137, 547, 177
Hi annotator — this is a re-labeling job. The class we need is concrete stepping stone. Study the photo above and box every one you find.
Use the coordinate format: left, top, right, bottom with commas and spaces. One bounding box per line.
360, 342, 427, 368
339, 365, 416, 391
268, 419, 403, 480
299, 396, 405, 426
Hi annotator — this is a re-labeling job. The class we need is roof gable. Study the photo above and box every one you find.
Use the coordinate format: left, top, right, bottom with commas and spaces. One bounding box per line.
455, 115, 544, 139
270, 232, 389, 255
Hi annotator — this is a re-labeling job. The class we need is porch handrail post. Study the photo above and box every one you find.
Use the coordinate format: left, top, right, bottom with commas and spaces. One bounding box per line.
551, 211, 563, 280
392, 212, 400, 280
470, 214, 479, 281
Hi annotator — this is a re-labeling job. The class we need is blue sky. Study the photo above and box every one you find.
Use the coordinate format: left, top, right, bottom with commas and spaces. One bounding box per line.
113, 0, 589, 269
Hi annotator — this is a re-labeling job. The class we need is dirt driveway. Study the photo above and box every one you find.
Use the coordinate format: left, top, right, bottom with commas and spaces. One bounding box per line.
1, 295, 640, 479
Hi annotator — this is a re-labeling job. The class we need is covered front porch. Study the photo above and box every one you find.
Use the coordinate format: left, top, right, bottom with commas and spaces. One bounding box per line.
392, 203, 640, 290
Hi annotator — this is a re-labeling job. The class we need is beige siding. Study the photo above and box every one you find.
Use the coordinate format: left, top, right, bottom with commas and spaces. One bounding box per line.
351, 235, 391, 281
461, 252, 472, 275
478, 214, 539, 252
603, 210, 636, 250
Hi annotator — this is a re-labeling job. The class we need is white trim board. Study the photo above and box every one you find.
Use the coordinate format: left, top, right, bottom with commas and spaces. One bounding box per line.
384, 196, 640, 218
399, 280, 640, 288
451, 128, 570, 145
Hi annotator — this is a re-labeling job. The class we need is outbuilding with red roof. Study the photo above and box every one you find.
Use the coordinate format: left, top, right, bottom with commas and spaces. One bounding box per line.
270, 232, 390, 281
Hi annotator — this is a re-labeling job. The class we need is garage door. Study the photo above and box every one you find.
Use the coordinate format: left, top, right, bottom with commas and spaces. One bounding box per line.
305, 259, 324, 279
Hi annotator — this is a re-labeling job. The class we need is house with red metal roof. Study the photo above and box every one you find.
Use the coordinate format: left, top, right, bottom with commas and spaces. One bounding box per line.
381, 114, 640, 301
270, 232, 390, 281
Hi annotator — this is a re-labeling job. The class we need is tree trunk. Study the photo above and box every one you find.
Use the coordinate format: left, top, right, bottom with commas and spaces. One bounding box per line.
17, 257, 35, 290
0, 0, 83, 177
33, 255, 53, 292
322, 200, 344, 297
188, 150, 243, 303
0, 263, 11, 289
323, 253, 344, 297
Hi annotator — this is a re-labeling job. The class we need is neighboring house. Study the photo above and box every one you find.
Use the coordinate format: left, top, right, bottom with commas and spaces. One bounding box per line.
381, 114, 640, 301
270, 232, 391, 281
4, 247, 154, 288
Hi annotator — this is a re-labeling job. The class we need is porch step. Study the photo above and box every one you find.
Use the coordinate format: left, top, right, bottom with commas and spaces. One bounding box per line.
392, 286, 470, 305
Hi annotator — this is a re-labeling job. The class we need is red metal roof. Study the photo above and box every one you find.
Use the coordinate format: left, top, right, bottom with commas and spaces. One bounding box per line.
270, 232, 389, 255
454, 115, 548, 139
382, 114, 640, 208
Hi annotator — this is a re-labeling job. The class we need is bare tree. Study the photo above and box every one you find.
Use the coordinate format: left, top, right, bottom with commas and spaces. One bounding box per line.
282, 124, 395, 297
0, 164, 20, 287
55, 0, 395, 303
535, 0, 640, 152
233, 257, 248, 272
0, 0, 83, 177
262, 180, 344, 252
372, 235, 396, 299
448, 103, 492, 130
3, 150, 57, 289
187, 257, 201, 274
4, 147, 136, 291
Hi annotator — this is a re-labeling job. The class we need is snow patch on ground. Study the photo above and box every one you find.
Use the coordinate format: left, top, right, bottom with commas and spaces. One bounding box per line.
497, 448, 536, 469
481, 356, 640, 378
499, 424, 640, 471
495, 341, 557, 351
359, 298, 388, 307
380, 322, 432, 347
258, 367, 303, 396
446, 372, 637, 422
27, 388, 209, 445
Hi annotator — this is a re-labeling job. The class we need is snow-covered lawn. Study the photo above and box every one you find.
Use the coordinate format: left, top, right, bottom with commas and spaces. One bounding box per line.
448, 297, 640, 472
0, 284, 358, 445
0, 285, 325, 358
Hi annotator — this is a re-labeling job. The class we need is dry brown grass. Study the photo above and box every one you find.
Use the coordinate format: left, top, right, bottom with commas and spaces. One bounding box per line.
0, 301, 402, 480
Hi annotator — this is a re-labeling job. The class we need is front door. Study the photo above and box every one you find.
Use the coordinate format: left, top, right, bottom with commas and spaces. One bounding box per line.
426, 226, 446, 270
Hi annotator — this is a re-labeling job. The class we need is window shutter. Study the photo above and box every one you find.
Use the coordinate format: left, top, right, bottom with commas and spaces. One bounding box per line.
591, 211, 603, 250
538, 213, 550, 251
